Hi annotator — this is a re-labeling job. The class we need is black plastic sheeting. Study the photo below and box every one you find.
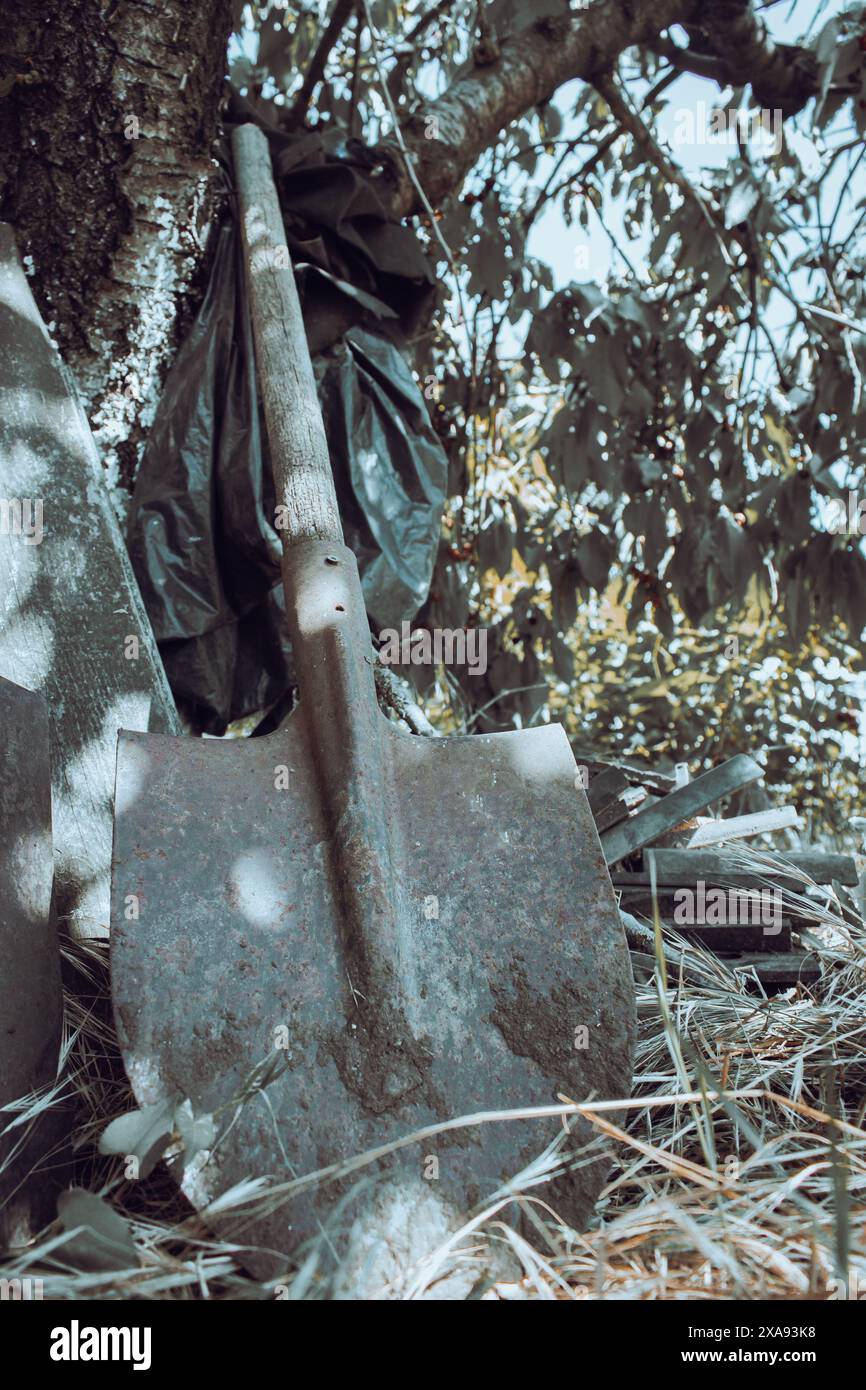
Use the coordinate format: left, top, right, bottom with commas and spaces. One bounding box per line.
128, 140, 446, 734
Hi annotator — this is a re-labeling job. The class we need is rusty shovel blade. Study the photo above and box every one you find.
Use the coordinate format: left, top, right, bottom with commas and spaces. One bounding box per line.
111, 542, 634, 1277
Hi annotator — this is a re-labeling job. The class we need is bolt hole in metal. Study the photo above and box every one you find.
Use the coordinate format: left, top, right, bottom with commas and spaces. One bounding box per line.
326, 555, 345, 612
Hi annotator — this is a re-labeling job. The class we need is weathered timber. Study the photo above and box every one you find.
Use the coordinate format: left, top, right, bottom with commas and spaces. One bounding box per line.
687, 806, 800, 848
616, 897, 793, 951
574, 750, 676, 796
731, 951, 821, 989
587, 765, 630, 813
600, 756, 763, 866
613, 848, 858, 888
594, 786, 647, 834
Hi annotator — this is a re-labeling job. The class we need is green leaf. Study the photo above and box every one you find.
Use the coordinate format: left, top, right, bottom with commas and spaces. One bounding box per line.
581, 338, 626, 415
577, 531, 614, 591
552, 560, 579, 630
785, 572, 810, 646
714, 514, 748, 586
724, 178, 760, 229
539, 101, 562, 138
551, 632, 573, 681
174, 1100, 217, 1171
466, 222, 511, 300
98, 1098, 175, 1179
478, 505, 515, 577
840, 552, 866, 637
649, 217, 676, 265
526, 302, 575, 380
643, 500, 669, 570
57, 1190, 139, 1273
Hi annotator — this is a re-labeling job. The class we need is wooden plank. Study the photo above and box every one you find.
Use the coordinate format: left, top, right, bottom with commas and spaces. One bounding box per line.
594, 787, 646, 834
618, 885, 827, 933
687, 807, 800, 848
617, 873, 803, 893
572, 749, 677, 796
589, 767, 647, 833
731, 951, 821, 988
612, 849, 858, 888
600, 755, 763, 866
0, 224, 180, 939
587, 765, 630, 813
616, 893, 792, 948
692, 923, 791, 952
595, 802, 628, 834
680, 922, 791, 951
624, 914, 792, 952
618, 888, 767, 914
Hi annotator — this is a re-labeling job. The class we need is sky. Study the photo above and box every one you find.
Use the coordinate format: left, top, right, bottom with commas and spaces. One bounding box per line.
232, 0, 854, 302
528, 0, 852, 290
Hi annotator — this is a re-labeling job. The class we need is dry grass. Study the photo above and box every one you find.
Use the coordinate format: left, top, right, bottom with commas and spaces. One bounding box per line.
2, 846, 865, 1300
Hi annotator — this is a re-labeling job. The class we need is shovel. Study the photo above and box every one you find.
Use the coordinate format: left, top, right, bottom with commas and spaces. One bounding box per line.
0, 675, 65, 1248
110, 124, 635, 1280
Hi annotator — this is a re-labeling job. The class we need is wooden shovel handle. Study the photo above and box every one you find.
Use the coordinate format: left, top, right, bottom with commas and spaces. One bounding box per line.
231, 123, 343, 546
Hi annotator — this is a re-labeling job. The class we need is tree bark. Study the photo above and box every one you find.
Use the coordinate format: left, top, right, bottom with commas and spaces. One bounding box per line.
0, 0, 233, 489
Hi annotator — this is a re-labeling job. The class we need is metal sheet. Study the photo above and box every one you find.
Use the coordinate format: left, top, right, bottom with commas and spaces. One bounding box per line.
0, 222, 179, 939
0, 675, 64, 1246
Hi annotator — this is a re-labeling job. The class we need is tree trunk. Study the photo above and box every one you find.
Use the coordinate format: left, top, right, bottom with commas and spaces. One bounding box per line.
0, 0, 233, 490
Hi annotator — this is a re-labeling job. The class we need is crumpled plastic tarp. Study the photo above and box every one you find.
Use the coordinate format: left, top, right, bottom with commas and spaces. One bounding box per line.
128, 131, 446, 734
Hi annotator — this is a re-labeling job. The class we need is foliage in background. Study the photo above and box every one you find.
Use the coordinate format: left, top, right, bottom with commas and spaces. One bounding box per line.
234, 0, 866, 839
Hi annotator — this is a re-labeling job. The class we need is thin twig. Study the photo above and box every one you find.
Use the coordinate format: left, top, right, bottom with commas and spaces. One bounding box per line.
405, 0, 455, 45
361, 0, 473, 371
287, 0, 358, 128
374, 661, 439, 736
595, 69, 751, 312
348, 6, 364, 137
523, 68, 679, 233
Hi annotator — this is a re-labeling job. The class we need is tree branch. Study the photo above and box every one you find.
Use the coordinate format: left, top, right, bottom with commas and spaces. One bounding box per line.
288, 0, 358, 128
594, 70, 752, 313
523, 67, 680, 232
380, 0, 700, 216
700, 0, 819, 117
374, 661, 438, 736
405, 0, 454, 46
374, 0, 821, 217
649, 33, 732, 85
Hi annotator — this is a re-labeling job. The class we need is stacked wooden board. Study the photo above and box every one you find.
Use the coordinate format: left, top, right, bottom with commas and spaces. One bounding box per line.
583, 754, 859, 992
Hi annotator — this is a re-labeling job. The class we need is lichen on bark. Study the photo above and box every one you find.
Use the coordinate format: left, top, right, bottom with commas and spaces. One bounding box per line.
0, 0, 232, 494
